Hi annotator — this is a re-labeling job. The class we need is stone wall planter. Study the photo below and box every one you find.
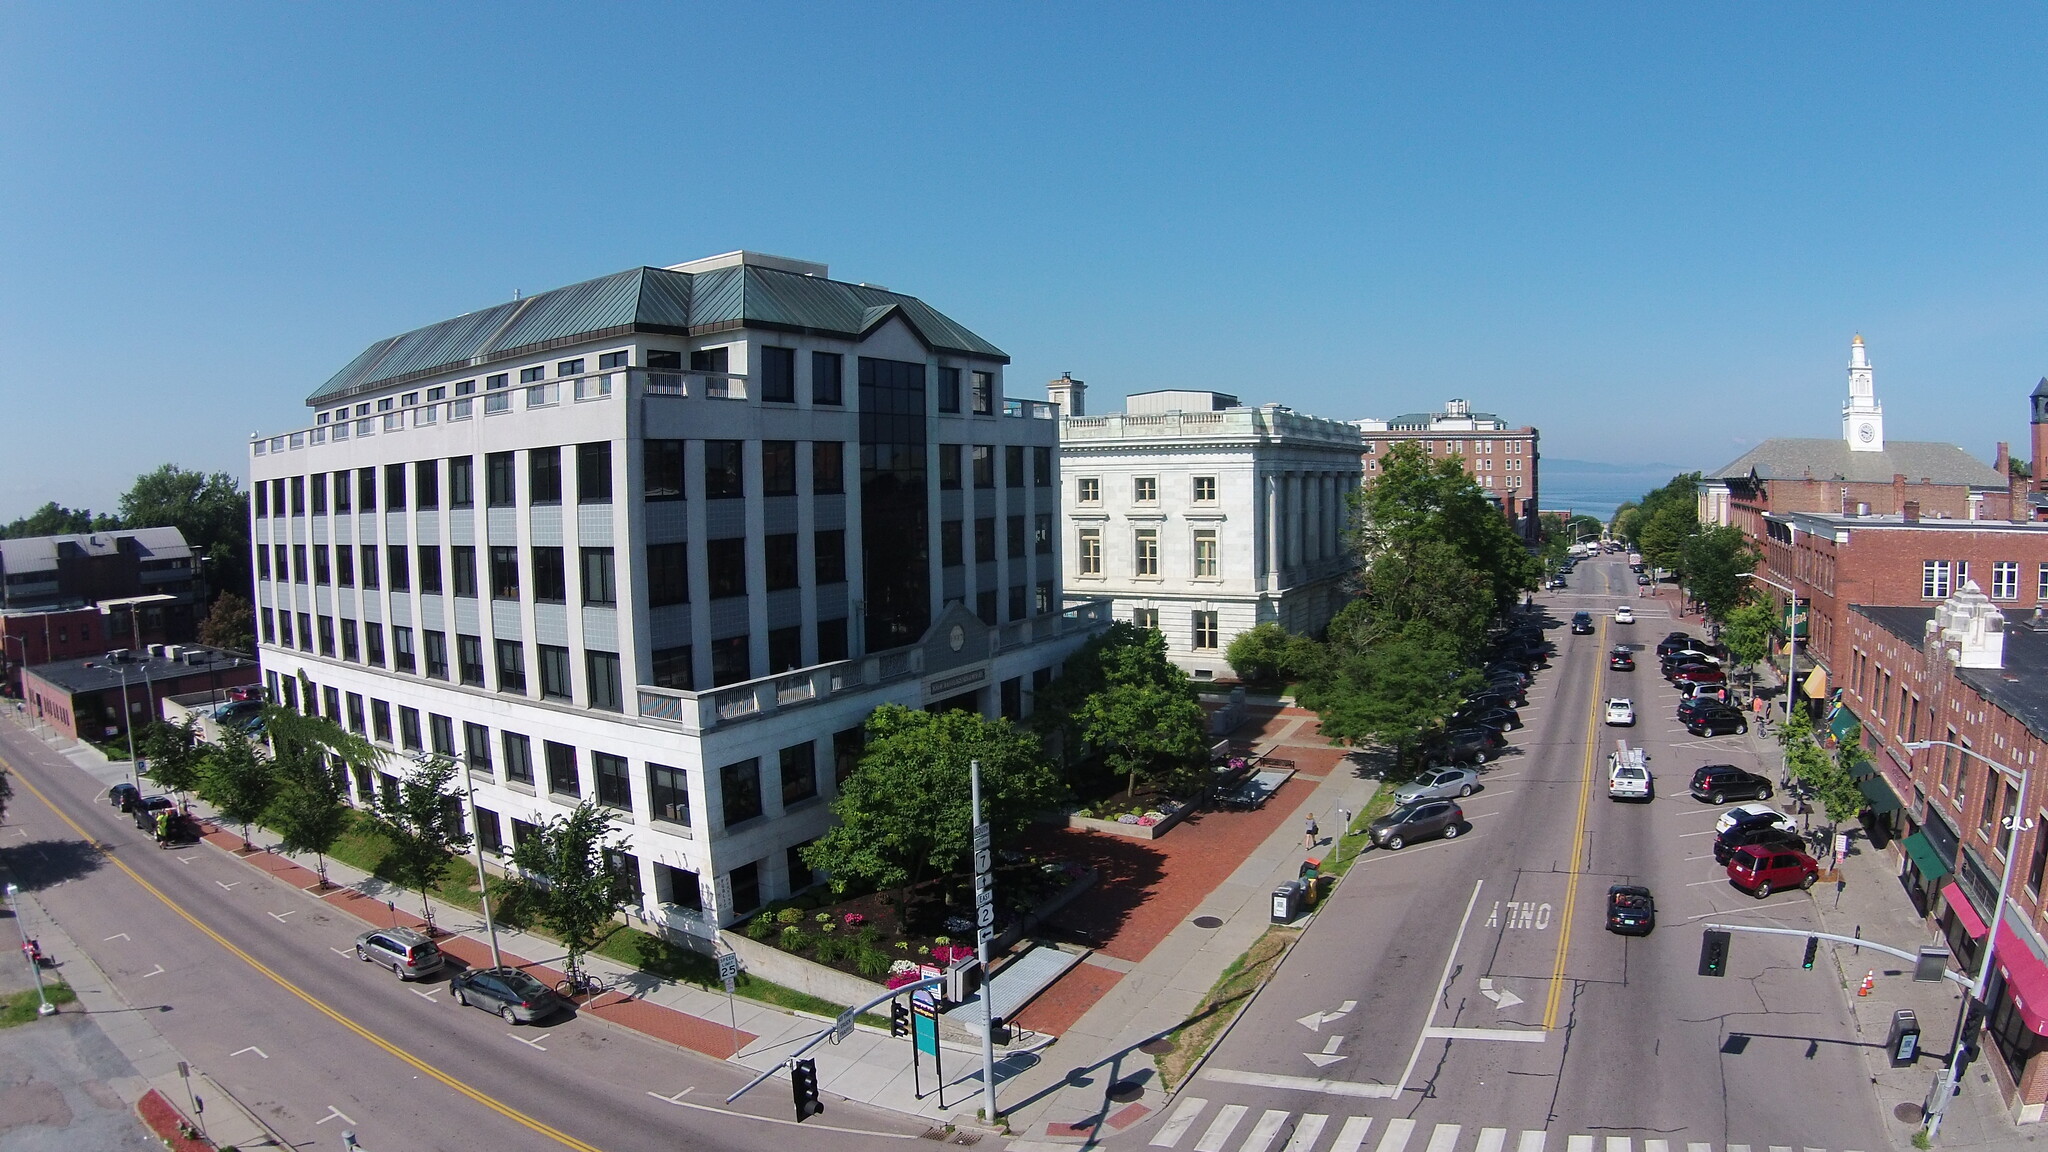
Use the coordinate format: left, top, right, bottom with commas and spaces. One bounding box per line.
1065, 798, 1196, 841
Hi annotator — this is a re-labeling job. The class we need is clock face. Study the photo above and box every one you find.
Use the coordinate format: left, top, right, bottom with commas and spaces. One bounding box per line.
1858, 423, 1876, 443
948, 624, 965, 652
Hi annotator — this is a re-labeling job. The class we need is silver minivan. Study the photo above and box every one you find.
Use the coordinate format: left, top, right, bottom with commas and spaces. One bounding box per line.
354, 927, 446, 980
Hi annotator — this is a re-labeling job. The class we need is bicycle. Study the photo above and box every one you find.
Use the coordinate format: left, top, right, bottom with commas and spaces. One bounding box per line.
556, 966, 611, 998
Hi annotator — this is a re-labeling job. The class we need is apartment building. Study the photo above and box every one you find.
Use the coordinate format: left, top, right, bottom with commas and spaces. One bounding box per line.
249, 251, 1104, 937
1055, 381, 1361, 677
0, 527, 206, 692
1352, 400, 1540, 537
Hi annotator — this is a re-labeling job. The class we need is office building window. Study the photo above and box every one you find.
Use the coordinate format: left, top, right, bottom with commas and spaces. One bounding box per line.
762, 440, 797, 496
765, 534, 799, 591
780, 742, 817, 807
833, 726, 864, 785
485, 452, 515, 506
970, 370, 994, 415
386, 546, 410, 592
939, 443, 962, 490
1009, 584, 1027, 621
1923, 560, 1953, 599
812, 441, 844, 494
1078, 477, 1099, 503
474, 808, 503, 855
711, 635, 750, 686
258, 548, 271, 582
594, 752, 631, 811
309, 473, 327, 514
417, 545, 442, 595
1193, 476, 1217, 502
721, 758, 763, 827
538, 645, 573, 700
317, 616, 336, 657
708, 538, 746, 598
530, 446, 563, 504
812, 351, 844, 406
260, 609, 275, 643
1006, 445, 1025, 488
532, 547, 566, 602
545, 741, 580, 797
288, 476, 304, 515
859, 355, 931, 651
972, 445, 994, 488
358, 466, 377, 511
818, 618, 848, 662
382, 463, 407, 509
727, 860, 761, 915
1135, 528, 1159, 576
291, 544, 307, 583
449, 456, 473, 507
1035, 446, 1052, 487
1036, 580, 1053, 615
495, 640, 527, 694
332, 545, 353, 587
464, 722, 492, 776
1008, 514, 1026, 558
768, 625, 802, 673
298, 611, 313, 651
450, 546, 475, 597
1077, 528, 1102, 575
256, 482, 270, 518
649, 763, 690, 827
332, 471, 351, 512
760, 346, 796, 403
430, 713, 455, 757
942, 520, 963, 567
371, 699, 393, 743
577, 442, 613, 503
1194, 529, 1219, 577
490, 547, 520, 600
313, 545, 331, 584
581, 548, 616, 606
648, 543, 689, 607
398, 707, 422, 751
1133, 607, 1159, 630
346, 692, 366, 735
1135, 476, 1158, 503
1993, 561, 2020, 600
502, 732, 533, 784
364, 622, 384, 667
393, 626, 416, 674
1035, 513, 1053, 554
414, 460, 439, 509
645, 439, 684, 500
1192, 610, 1220, 649
975, 516, 995, 560
457, 634, 484, 686
815, 529, 845, 584
938, 366, 960, 413
341, 618, 360, 662
976, 590, 997, 625
651, 645, 692, 690
705, 440, 744, 498
587, 651, 623, 712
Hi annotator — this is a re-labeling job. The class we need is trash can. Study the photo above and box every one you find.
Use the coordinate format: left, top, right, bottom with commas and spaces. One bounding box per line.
1887, 1009, 1921, 1067
1271, 882, 1303, 923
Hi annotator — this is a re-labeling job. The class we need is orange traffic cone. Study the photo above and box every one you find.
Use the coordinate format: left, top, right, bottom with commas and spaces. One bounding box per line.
1858, 971, 1875, 996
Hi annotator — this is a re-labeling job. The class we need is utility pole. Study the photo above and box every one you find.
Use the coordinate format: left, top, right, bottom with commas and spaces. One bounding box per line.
970, 759, 1000, 1123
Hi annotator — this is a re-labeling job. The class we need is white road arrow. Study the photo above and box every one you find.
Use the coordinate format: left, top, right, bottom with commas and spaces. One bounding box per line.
1304, 1034, 1348, 1067
1478, 978, 1525, 1011
1296, 1000, 1359, 1032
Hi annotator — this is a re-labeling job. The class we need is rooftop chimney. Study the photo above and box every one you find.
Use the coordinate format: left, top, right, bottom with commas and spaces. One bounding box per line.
1902, 500, 1920, 523
1046, 372, 1086, 417
1935, 579, 2006, 670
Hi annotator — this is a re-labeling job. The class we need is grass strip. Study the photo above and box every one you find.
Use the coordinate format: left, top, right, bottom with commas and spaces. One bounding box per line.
1320, 787, 1396, 882
1153, 926, 1298, 1089
0, 981, 77, 1027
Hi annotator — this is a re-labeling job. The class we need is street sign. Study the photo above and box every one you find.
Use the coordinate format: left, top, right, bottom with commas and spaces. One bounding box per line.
722, 976, 736, 995
972, 822, 990, 851
714, 874, 733, 916
976, 902, 996, 929
832, 1009, 856, 1044
717, 952, 741, 982
912, 998, 940, 1056
973, 849, 991, 875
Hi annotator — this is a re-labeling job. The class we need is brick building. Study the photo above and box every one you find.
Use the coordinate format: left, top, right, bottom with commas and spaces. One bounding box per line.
1842, 588, 2048, 1123
1352, 400, 1539, 539
21, 643, 257, 746
0, 527, 206, 695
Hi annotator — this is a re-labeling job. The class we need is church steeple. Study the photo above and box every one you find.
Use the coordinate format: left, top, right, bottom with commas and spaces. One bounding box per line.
1844, 334, 1884, 452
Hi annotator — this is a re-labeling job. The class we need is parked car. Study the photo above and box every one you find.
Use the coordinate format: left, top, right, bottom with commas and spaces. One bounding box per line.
353, 927, 447, 981
1604, 698, 1635, 726
1486, 667, 1531, 689
1726, 843, 1819, 897
449, 966, 566, 1025
1474, 682, 1526, 708
1609, 649, 1636, 671
1392, 766, 1482, 804
1571, 611, 1595, 635
1457, 707, 1522, 732
1368, 799, 1465, 850
1685, 705, 1749, 737
131, 795, 177, 832
1606, 885, 1656, 934
1425, 728, 1505, 765
1690, 765, 1774, 804
1656, 634, 1698, 658
1671, 667, 1728, 691
1679, 682, 1733, 705
1713, 822, 1808, 865
1676, 695, 1729, 723
1715, 803, 1797, 835
108, 782, 142, 811
1614, 606, 1634, 625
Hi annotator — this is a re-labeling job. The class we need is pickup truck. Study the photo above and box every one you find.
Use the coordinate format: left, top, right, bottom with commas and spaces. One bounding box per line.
1608, 744, 1651, 801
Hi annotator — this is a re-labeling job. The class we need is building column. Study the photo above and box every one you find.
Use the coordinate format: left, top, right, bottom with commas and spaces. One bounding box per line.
1265, 472, 1282, 592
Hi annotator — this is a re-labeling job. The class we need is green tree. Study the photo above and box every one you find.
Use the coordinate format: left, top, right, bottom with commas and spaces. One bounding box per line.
1079, 678, 1210, 800
508, 801, 635, 981
1782, 725, 1866, 844
197, 591, 256, 653
1346, 538, 1495, 658
1355, 442, 1539, 614
200, 726, 275, 851
1227, 622, 1297, 687
1618, 473, 1702, 573
0, 502, 119, 540
118, 465, 250, 599
1032, 621, 1209, 786
805, 705, 1063, 915
1298, 626, 1480, 766
1680, 525, 1761, 623
372, 754, 471, 927
136, 717, 205, 801
1721, 599, 1777, 700
263, 708, 374, 888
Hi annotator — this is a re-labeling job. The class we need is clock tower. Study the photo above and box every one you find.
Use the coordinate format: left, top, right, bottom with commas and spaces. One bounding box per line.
1843, 334, 1884, 452
2029, 376, 2048, 493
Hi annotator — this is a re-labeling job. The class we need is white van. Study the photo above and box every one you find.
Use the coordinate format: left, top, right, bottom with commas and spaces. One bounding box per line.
1608, 743, 1651, 801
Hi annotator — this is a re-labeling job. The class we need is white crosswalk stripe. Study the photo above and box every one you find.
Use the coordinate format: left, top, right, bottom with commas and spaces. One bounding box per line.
1330, 1116, 1375, 1152
1241, 1109, 1291, 1152
1138, 1098, 1852, 1152
1376, 1118, 1417, 1152
1475, 1129, 1507, 1152
1154, 1096, 1209, 1147
1197, 1104, 1249, 1152
1567, 1137, 1594, 1152
1283, 1114, 1330, 1152
1518, 1133, 1546, 1152
1427, 1125, 1463, 1152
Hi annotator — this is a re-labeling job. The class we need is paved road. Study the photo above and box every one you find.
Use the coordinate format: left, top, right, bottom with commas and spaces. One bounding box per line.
0, 722, 934, 1152
1133, 557, 1894, 1151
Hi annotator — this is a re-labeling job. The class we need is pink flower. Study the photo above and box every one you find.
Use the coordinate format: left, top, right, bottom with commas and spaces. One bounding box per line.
842, 913, 866, 926
886, 970, 921, 989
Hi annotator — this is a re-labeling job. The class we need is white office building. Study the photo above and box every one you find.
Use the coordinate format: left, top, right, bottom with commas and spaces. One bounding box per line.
1054, 380, 1362, 678
249, 251, 1104, 938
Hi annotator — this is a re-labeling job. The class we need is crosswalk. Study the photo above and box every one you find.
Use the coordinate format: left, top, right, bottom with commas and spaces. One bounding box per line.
1145, 1097, 1855, 1152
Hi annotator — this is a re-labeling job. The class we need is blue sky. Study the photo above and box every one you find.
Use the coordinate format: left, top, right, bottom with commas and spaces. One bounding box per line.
4, 4, 2046, 517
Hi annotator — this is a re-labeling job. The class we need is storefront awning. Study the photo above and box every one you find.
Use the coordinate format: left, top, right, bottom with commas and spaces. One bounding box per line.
1802, 666, 1830, 699
1905, 833, 1953, 881
1995, 919, 2048, 1036
1830, 705, 1861, 746
1944, 881, 1989, 939
1857, 773, 1903, 814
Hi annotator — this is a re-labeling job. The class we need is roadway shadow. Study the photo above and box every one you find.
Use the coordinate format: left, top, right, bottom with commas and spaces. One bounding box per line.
0, 837, 107, 891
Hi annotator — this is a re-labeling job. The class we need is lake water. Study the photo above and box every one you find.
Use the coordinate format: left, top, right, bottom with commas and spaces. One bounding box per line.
1538, 460, 1695, 523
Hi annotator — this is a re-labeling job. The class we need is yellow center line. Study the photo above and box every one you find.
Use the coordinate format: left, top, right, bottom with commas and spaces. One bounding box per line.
1543, 617, 1605, 1029
5, 764, 609, 1152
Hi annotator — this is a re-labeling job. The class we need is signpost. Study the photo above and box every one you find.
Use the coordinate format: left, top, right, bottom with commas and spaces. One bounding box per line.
912, 989, 940, 1103
970, 760, 1000, 1123
718, 951, 742, 1054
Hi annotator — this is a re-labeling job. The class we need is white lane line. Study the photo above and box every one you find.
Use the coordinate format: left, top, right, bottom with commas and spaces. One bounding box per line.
511, 1031, 550, 1051
1152, 1096, 1208, 1147
331, 946, 354, 957
1685, 879, 1730, 887
412, 985, 438, 1001
140, 965, 164, 978
1422, 1026, 1547, 1042
315, 1106, 356, 1126
1282, 1114, 1329, 1152
1238, 1109, 1290, 1152
1688, 898, 1812, 920
215, 880, 239, 891
1201, 1069, 1400, 1098
1194, 1103, 1248, 1152
269, 910, 296, 922
230, 1046, 268, 1058
1682, 855, 1716, 862
1397, 879, 1487, 1097
1375, 1118, 1416, 1152
1329, 1117, 1375, 1152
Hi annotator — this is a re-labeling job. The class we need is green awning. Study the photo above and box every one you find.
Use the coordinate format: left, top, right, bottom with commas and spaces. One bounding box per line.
1903, 831, 1952, 880
1858, 774, 1903, 814
1829, 705, 1861, 745
1848, 759, 1878, 781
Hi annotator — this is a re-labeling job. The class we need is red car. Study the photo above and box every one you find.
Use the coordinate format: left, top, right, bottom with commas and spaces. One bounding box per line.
1725, 843, 1819, 898
1671, 665, 1727, 688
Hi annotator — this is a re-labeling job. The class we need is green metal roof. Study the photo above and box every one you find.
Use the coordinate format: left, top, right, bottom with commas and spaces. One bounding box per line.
308, 263, 1007, 406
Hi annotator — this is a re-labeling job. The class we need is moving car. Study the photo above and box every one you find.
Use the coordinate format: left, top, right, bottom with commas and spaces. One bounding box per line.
354, 927, 447, 981
1392, 766, 1481, 804
1606, 885, 1656, 934
1690, 765, 1774, 804
1604, 698, 1635, 726
449, 966, 566, 1025
1715, 803, 1797, 835
1608, 648, 1635, 672
1726, 843, 1819, 897
1608, 746, 1651, 800
1614, 605, 1634, 625
1548, 576, 1568, 590
1684, 705, 1749, 737
1713, 821, 1807, 865
1571, 612, 1595, 635
1368, 799, 1464, 850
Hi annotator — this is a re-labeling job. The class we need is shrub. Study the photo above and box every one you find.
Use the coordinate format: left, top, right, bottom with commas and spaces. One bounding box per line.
776, 907, 804, 926
855, 947, 894, 978
743, 916, 775, 941
814, 912, 832, 923
780, 925, 808, 951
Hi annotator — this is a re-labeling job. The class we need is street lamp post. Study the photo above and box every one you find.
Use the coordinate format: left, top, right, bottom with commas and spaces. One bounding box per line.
4, 884, 56, 1017
113, 662, 139, 788
1739, 572, 1800, 724
1905, 738, 2031, 1139
431, 752, 505, 970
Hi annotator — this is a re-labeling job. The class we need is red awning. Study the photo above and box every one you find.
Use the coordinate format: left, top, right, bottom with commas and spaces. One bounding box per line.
1995, 920, 2048, 1036
1944, 882, 1989, 939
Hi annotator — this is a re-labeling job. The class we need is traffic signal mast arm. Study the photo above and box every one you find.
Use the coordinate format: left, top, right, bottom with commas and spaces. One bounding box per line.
1697, 923, 1969, 987
724, 972, 950, 1105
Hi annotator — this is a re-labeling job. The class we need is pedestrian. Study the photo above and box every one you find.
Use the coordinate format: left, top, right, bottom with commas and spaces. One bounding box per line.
155, 808, 173, 847
1303, 813, 1320, 851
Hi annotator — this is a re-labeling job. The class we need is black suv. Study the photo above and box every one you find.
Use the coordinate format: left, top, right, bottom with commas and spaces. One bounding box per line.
1713, 821, 1806, 865
1571, 612, 1595, 635
1426, 728, 1506, 765
1690, 764, 1774, 804
1685, 705, 1750, 738
1656, 633, 1700, 659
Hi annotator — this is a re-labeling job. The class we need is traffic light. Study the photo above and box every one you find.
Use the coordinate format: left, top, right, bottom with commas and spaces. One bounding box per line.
1698, 929, 1731, 977
1802, 935, 1819, 969
790, 1058, 822, 1121
891, 1000, 910, 1038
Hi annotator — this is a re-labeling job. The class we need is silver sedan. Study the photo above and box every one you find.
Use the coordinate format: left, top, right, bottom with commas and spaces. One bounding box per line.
1392, 765, 1481, 804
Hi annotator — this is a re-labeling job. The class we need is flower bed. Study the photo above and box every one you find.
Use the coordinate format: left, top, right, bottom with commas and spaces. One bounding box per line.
1065, 795, 1197, 840
136, 1088, 214, 1151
